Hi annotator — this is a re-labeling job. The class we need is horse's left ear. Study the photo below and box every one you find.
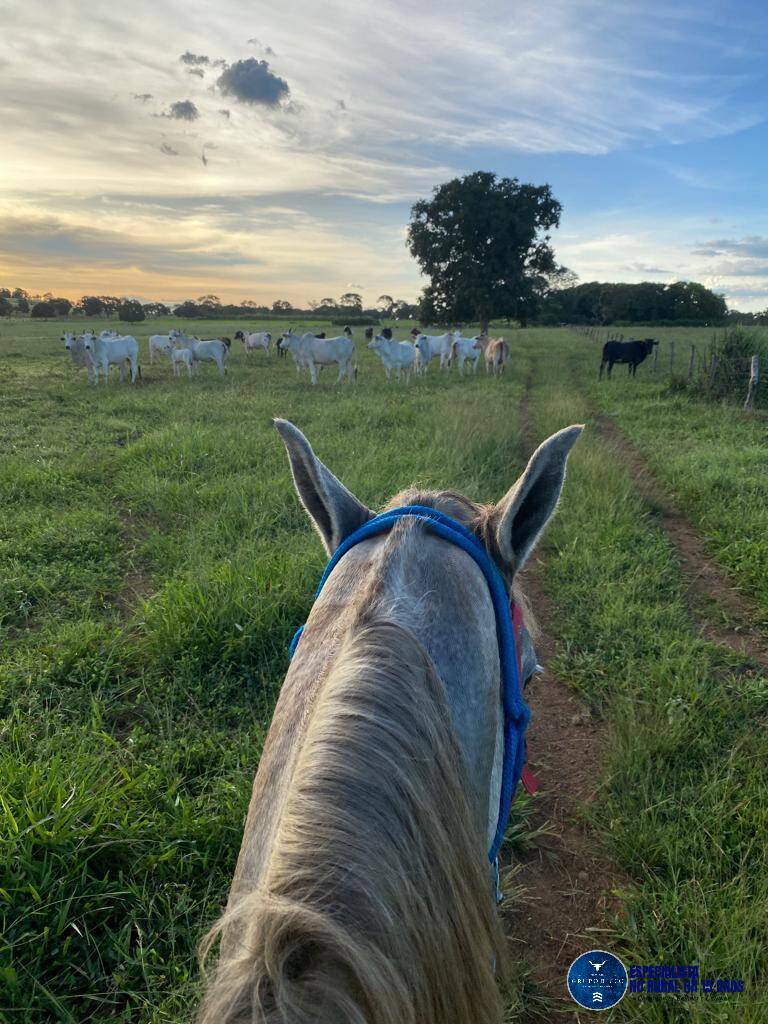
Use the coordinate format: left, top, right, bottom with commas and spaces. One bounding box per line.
490, 425, 583, 574
275, 418, 372, 555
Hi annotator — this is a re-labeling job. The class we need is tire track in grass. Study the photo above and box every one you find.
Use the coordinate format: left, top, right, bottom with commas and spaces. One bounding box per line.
501, 373, 626, 1016
594, 413, 768, 672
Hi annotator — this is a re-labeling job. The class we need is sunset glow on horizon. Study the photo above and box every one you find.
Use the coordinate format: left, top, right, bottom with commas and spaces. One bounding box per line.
3, 0, 768, 309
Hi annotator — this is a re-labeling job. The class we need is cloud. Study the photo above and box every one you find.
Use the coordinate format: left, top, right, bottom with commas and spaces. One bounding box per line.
201, 151, 208, 167
132, 93, 153, 103
692, 236, 768, 259
247, 37, 275, 55
216, 58, 289, 107
187, 68, 205, 78
164, 100, 200, 121
180, 51, 210, 66
160, 143, 179, 156
218, 108, 231, 119
623, 263, 674, 275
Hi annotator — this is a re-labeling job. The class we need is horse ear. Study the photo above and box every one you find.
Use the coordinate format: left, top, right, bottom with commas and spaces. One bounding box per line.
274, 419, 372, 555
489, 425, 583, 574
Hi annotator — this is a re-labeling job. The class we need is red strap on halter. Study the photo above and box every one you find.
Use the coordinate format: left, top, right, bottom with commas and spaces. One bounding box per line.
511, 601, 540, 796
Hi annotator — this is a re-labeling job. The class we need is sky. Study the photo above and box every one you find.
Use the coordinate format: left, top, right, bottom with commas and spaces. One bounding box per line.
2, 0, 768, 310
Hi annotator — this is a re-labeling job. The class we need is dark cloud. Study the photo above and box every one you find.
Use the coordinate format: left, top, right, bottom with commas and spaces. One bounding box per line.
212, 58, 228, 68
692, 236, 768, 259
216, 58, 289, 107
336, 99, 347, 111
218, 108, 231, 119
201, 151, 208, 167
132, 93, 153, 103
160, 143, 179, 156
187, 68, 205, 78
180, 51, 210, 66
165, 100, 200, 121
623, 262, 672, 275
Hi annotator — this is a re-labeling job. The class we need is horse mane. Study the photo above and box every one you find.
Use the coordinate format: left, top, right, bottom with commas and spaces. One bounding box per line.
198, 612, 505, 1024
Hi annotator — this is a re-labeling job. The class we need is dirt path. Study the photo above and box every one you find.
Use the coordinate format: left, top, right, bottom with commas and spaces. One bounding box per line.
113, 509, 154, 616
501, 378, 624, 1018
595, 413, 768, 670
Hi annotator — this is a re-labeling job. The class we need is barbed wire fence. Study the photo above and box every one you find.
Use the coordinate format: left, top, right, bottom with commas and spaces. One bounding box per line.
571, 325, 767, 411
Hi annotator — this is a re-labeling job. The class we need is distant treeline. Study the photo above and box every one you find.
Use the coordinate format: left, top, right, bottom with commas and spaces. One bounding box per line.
537, 280, 734, 326
0, 289, 419, 323
3, 282, 765, 327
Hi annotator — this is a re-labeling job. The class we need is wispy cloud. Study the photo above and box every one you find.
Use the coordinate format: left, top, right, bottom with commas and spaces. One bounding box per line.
2, 0, 767, 305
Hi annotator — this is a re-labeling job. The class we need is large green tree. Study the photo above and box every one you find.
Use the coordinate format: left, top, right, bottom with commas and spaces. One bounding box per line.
407, 171, 562, 331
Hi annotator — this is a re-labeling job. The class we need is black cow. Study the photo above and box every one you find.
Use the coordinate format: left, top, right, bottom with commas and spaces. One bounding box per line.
599, 338, 657, 378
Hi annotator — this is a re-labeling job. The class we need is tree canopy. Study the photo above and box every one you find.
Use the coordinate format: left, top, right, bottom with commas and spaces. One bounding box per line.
118, 299, 145, 322
31, 301, 56, 318
408, 171, 562, 330
540, 280, 727, 325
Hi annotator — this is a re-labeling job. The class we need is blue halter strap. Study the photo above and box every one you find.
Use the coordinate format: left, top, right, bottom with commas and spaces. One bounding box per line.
289, 505, 531, 865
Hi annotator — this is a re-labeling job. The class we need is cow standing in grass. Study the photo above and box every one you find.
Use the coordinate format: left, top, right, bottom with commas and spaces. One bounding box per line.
599, 338, 658, 378
82, 331, 141, 384
484, 337, 509, 376
279, 330, 355, 384
62, 332, 95, 383
235, 330, 271, 356
174, 333, 230, 376
369, 333, 416, 382
148, 329, 179, 363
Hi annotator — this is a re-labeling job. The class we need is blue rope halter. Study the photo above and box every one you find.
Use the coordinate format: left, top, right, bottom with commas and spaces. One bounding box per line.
289, 505, 531, 865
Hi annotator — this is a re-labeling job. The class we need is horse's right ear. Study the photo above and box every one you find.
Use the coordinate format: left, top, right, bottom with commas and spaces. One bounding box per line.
274, 419, 372, 555
489, 425, 583, 575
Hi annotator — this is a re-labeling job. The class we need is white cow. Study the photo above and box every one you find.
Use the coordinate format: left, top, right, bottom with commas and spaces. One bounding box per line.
413, 333, 454, 374
484, 337, 509, 376
148, 329, 180, 363
450, 335, 482, 376
83, 331, 141, 384
235, 330, 271, 355
175, 333, 229, 376
170, 346, 194, 378
368, 335, 416, 382
62, 332, 95, 383
279, 331, 355, 384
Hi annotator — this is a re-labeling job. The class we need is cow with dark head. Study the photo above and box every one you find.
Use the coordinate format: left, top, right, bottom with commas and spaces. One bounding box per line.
599, 338, 658, 379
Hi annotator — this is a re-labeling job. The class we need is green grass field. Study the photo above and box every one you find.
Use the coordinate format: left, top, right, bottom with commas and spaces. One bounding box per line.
1, 319, 766, 1021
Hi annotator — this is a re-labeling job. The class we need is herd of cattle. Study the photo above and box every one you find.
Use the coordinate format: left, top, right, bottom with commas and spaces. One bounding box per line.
61, 326, 657, 386
61, 326, 510, 385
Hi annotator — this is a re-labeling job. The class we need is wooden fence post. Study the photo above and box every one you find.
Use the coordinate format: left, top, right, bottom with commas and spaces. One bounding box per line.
744, 355, 760, 411
688, 345, 696, 381
669, 340, 676, 375
653, 343, 659, 372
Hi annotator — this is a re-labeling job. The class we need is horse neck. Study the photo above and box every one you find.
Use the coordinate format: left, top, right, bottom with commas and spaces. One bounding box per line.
204, 607, 504, 1024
